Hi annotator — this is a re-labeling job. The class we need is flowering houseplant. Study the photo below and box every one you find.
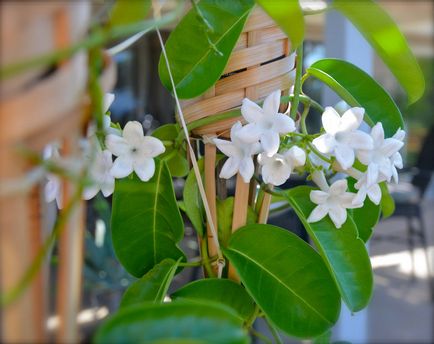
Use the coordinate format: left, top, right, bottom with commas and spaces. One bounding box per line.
1, 0, 424, 342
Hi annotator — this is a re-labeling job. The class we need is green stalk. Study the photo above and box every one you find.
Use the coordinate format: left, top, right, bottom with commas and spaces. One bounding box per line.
300, 102, 311, 135
289, 45, 304, 120
264, 317, 283, 344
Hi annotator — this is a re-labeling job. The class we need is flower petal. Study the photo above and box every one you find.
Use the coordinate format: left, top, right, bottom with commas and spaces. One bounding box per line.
310, 190, 329, 205
348, 131, 374, 150
272, 113, 296, 134
134, 158, 155, 182
322, 107, 341, 135
214, 139, 239, 157
104, 93, 115, 113
380, 138, 404, 157
307, 204, 329, 223
260, 130, 280, 157
328, 206, 347, 228
340, 107, 364, 131
45, 178, 60, 203
106, 134, 129, 156
101, 177, 115, 197
352, 189, 367, 207
312, 134, 336, 154
334, 144, 355, 169
393, 128, 406, 141
236, 123, 262, 143
261, 160, 290, 186
367, 183, 382, 205
123, 121, 145, 146
329, 179, 348, 195
110, 156, 133, 178
239, 157, 255, 183
263, 90, 281, 115
219, 157, 239, 180
371, 123, 384, 144
311, 170, 329, 191
285, 146, 306, 167
340, 192, 360, 208
83, 185, 100, 200
367, 163, 380, 186
142, 136, 165, 158
241, 98, 264, 123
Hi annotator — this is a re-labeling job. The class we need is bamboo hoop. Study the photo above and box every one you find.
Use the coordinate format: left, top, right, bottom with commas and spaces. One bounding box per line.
180, 7, 293, 280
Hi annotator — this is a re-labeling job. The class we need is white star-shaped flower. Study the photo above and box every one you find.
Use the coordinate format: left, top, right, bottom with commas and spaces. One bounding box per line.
312, 107, 373, 169
357, 123, 404, 186
258, 146, 306, 186
87, 93, 121, 137
238, 90, 295, 157
43, 143, 62, 208
390, 128, 405, 183
83, 146, 115, 200
307, 171, 360, 228
106, 121, 165, 181
352, 173, 382, 206
214, 121, 262, 183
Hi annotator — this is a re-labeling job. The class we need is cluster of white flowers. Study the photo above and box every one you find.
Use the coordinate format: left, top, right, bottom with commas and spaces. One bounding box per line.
43, 94, 166, 206
214, 90, 405, 229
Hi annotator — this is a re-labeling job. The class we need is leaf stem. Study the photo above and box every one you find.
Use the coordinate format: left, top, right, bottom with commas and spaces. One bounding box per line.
300, 101, 311, 135
264, 317, 283, 344
289, 45, 304, 120
250, 328, 273, 344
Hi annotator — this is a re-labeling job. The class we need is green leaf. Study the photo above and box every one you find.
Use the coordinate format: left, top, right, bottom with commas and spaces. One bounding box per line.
333, 0, 425, 104
379, 182, 395, 218
285, 186, 373, 312
307, 58, 403, 136
171, 278, 256, 321
111, 160, 185, 278
94, 301, 249, 344
347, 178, 381, 242
183, 161, 205, 237
109, 0, 151, 27
256, 0, 304, 49
120, 259, 179, 308
152, 124, 189, 177
224, 224, 341, 338
158, 0, 254, 99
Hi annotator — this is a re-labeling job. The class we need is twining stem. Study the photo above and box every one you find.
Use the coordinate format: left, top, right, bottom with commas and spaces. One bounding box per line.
289, 45, 304, 120
177, 255, 218, 267
300, 101, 311, 135
250, 328, 273, 344
264, 317, 284, 344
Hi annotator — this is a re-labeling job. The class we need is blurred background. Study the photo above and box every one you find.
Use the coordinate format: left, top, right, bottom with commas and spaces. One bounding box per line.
1, 1, 432, 343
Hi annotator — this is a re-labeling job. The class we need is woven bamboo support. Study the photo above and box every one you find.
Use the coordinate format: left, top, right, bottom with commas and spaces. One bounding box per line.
180, 7, 293, 280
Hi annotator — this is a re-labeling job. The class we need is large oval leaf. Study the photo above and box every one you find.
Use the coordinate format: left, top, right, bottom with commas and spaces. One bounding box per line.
285, 186, 373, 312
333, 0, 425, 104
111, 160, 185, 277
94, 301, 249, 344
120, 258, 180, 308
224, 224, 341, 338
158, 0, 254, 99
307, 58, 403, 136
256, 0, 304, 49
171, 278, 256, 321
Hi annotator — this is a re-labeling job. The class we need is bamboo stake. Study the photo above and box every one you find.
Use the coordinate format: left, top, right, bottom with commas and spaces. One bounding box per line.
228, 174, 250, 281
257, 190, 272, 224
204, 142, 218, 276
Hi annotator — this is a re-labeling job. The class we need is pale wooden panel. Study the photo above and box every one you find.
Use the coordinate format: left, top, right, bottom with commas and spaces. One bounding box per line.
233, 32, 248, 51
243, 7, 274, 32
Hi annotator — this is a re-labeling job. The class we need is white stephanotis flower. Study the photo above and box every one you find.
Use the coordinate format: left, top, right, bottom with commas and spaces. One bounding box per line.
106, 121, 165, 182
352, 173, 382, 206
214, 121, 262, 183
238, 90, 295, 157
312, 107, 373, 170
357, 123, 404, 186
43, 143, 62, 209
87, 93, 121, 137
258, 146, 306, 186
307, 171, 361, 228
390, 128, 405, 183
83, 144, 115, 200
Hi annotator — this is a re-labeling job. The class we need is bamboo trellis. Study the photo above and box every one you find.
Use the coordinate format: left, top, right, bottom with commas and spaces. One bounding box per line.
181, 8, 293, 279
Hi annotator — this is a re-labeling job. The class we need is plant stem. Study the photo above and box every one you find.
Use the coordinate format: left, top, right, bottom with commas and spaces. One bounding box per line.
289, 45, 304, 120
250, 328, 273, 344
200, 235, 215, 277
307, 142, 333, 164
178, 255, 218, 267
300, 102, 311, 135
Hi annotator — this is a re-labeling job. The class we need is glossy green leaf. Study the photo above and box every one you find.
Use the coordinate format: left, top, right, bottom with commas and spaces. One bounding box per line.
109, 0, 151, 27
183, 161, 205, 237
348, 178, 381, 242
158, 0, 254, 99
111, 160, 185, 277
224, 224, 341, 338
94, 301, 249, 344
152, 124, 189, 177
308, 58, 403, 136
380, 182, 395, 218
333, 0, 425, 104
120, 259, 179, 308
256, 0, 304, 49
171, 278, 256, 321
285, 186, 373, 312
